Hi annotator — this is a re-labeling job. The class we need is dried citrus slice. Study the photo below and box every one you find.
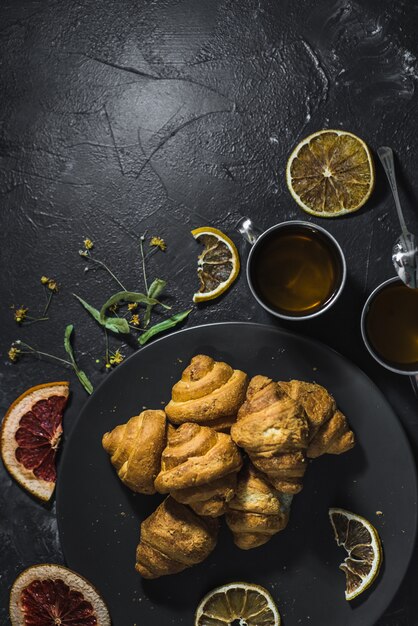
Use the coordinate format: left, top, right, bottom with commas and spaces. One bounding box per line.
195, 582, 281, 626
286, 130, 375, 217
9, 563, 111, 626
191, 227, 240, 303
329, 507, 383, 601
1, 382, 69, 501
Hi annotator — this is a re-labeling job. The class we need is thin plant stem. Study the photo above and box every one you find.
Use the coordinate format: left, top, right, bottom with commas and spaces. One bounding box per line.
42, 290, 54, 317
104, 329, 109, 364
17, 341, 72, 367
24, 317, 50, 325
139, 234, 149, 292
86, 255, 127, 291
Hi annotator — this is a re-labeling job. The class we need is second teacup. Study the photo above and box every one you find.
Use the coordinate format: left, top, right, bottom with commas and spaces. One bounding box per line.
237, 218, 346, 321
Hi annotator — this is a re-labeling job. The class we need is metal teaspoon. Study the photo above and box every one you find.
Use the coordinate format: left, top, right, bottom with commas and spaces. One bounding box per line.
377, 146, 418, 289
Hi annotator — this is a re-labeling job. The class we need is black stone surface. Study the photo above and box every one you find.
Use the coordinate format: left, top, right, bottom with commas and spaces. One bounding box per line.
0, 1, 417, 624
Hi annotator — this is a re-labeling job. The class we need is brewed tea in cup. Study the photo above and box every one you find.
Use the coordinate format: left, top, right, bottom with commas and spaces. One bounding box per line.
361, 277, 418, 378
237, 219, 346, 320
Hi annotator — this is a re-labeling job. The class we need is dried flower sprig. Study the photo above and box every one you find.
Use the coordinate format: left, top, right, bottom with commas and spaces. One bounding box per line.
150, 236, 167, 251
74, 233, 190, 366
107, 349, 124, 368
9, 332, 93, 395
79, 246, 127, 291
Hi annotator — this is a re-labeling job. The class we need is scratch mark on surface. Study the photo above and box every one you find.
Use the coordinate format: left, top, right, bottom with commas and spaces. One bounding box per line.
136, 109, 231, 179
363, 223, 374, 292
137, 130, 173, 202
301, 39, 330, 103
81, 54, 230, 100
36, 210, 70, 221
103, 105, 124, 175
88, 55, 160, 79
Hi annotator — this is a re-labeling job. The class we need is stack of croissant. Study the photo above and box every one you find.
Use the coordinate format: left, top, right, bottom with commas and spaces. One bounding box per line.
102, 354, 355, 579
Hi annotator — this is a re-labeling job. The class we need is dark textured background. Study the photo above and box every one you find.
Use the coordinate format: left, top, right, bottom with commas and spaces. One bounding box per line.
1, 0, 417, 624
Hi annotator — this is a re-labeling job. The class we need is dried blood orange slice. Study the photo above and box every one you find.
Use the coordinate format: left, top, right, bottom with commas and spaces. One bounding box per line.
9, 564, 111, 626
1, 382, 69, 501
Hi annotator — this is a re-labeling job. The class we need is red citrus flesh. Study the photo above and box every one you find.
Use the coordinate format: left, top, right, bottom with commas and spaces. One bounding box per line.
21, 578, 97, 625
14, 395, 67, 483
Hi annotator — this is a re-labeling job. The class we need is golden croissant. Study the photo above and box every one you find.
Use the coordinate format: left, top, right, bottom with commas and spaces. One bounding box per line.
279, 381, 355, 458
102, 410, 167, 494
226, 463, 290, 549
135, 497, 219, 578
165, 354, 248, 431
231, 376, 309, 493
307, 410, 355, 458
154, 422, 243, 516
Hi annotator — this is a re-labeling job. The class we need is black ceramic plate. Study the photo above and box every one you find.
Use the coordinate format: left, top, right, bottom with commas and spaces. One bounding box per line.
56, 323, 417, 626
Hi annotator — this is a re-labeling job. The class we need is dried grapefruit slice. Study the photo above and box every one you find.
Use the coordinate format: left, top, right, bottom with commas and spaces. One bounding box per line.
195, 582, 281, 626
1, 382, 69, 501
191, 226, 240, 303
286, 130, 375, 217
9, 563, 111, 626
329, 507, 383, 601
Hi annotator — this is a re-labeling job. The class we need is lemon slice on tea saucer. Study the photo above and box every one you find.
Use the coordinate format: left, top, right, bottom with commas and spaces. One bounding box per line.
286, 130, 375, 217
191, 226, 240, 303
195, 582, 281, 626
329, 507, 383, 601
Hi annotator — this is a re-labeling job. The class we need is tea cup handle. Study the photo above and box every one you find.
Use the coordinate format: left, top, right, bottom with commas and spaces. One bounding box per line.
236, 216, 263, 245
410, 374, 418, 398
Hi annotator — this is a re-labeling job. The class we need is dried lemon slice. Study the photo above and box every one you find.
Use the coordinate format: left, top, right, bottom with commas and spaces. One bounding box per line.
329, 507, 383, 601
286, 130, 375, 217
191, 227, 240, 303
195, 582, 281, 626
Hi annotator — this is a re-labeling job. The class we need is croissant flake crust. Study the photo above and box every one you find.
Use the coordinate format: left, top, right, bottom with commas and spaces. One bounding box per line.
155, 422, 243, 516
165, 355, 248, 429
135, 497, 218, 578
102, 409, 167, 494
226, 463, 290, 549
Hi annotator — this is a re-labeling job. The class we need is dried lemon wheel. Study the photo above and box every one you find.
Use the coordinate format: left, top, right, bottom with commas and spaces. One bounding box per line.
195, 582, 281, 626
329, 507, 383, 601
286, 130, 375, 217
191, 227, 240, 303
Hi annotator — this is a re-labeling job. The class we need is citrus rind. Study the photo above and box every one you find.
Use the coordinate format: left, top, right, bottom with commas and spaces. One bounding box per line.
191, 227, 240, 303
195, 581, 281, 626
1, 382, 69, 501
9, 563, 111, 626
286, 129, 375, 218
329, 507, 383, 601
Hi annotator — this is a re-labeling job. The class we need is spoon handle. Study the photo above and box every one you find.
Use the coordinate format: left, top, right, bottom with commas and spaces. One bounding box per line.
377, 146, 409, 239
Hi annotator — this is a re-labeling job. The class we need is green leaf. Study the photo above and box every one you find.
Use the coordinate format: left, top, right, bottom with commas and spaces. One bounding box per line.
64, 324, 77, 368
63, 324, 93, 394
148, 278, 166, 299
74, 294, 130, 334
73, 294, 101, 323
99, 291, 159, 321
76, 369, 94, 395
144, 279, 167, 328
138, 309, 191, 346
104, 317, 130, 334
